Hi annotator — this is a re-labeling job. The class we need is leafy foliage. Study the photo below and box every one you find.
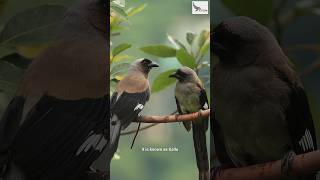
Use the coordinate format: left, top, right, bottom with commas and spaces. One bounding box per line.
141, 30, 210, 92
109, 0, 147, 93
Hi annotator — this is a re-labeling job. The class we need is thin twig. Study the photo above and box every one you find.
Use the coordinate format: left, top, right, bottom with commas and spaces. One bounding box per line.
121, 123, 158, 136
120, 110, 179, 135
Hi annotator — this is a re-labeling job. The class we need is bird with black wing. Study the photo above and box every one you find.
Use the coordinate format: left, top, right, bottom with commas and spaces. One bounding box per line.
0, 0, 109, 179
211, 16, 317, 180
106, 58, 159, 163
169, 67, 210, 180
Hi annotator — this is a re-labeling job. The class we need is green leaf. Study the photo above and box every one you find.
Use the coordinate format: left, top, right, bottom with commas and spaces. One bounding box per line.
152, 69, 177, 93
140, 45, 176, 57
112, 43, 132, 57
199, 42, 210, 57
176, 49, 196, 69
110, 63, 130, 78
186, 32, 196, 45
0, 5, 67, 46
0, 46, 14, 59
127, 4, 147, 17
198, 30, 209, 47
111, 3, 128, 18
167, 34, 187, 51
222, 0, 273, 24
0, 61, 24, 94
1, 53, 30, 69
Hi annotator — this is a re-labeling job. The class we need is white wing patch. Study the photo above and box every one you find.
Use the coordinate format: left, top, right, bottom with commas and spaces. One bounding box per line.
299, 129, 314, 152
76, 131, 108, 155
134, 103, 144, 111
203, 102, 209, 109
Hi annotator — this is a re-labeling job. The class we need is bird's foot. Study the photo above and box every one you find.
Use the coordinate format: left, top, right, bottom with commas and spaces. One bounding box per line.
210, 165, 229, 180
86, 168, 109, 180
210, 166, 225, 180
281, 151, 295, 176
197, 110, 203, 119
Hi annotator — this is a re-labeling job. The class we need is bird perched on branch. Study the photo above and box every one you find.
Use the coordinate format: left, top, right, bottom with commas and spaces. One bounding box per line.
211, 16, 317, 180
169, 67, 209, 180
106, 58, 158, 163
0, 0, 108, 179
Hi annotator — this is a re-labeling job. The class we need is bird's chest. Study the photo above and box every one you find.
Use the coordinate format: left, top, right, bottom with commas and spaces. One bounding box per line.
212, 67, 290, 164
175, 83, 200, 113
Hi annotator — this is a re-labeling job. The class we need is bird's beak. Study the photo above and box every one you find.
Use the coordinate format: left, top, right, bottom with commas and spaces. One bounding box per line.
169, 72, 179, 79
148, 62, 159, 68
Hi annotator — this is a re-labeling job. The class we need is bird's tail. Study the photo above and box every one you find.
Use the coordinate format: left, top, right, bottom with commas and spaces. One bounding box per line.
105, 115, 122, 163
192, 121, 209, 180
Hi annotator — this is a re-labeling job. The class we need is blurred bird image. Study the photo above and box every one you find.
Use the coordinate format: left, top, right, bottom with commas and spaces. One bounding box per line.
0, 0, 109, 179
106, 58, 158, 163
169, 67, 209, 180
211, 16, 317, 179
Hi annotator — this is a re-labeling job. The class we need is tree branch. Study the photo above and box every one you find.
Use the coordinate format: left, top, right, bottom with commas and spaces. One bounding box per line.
212, 150, 320, 180
121, 123, 158, 135
133, 109, 210, 123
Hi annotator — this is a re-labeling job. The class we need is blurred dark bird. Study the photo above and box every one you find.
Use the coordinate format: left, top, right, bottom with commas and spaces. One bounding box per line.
211, 16, 317, 180
169, 67, 209, 180
0, 0, 109, 179
106, 58, 158, 163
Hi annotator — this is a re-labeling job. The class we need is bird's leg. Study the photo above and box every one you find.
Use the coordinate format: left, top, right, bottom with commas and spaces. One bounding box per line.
197, 110, 203, 118
281, 151, 295, 176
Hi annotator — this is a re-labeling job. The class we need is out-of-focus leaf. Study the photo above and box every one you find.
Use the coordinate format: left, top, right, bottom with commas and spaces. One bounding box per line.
16, 44, 49, 59
176, 49, 196, 69
0, 5, 67, 46
186, 32, 196, 45
111, 3, 127, 18
0, 61, 24, 94
152, 69, 176, 93
112, 54, 130, 63
198, 30, 209, 47
167, 34, 187, 51
112, 43, 132, 57
140, 45, 176, 57
222, 0, 273, 24
127, 4, 147, 17
199, 42, 210, 57
111, 62, 130, 76
1, 53, 30, 69
0, 45, 14, 59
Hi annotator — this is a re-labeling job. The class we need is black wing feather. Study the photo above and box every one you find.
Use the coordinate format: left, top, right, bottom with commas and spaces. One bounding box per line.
111, 89, 150, 129
211, 117, 234, 167
199, 88, 209, 131
285, 85, 317, 154
1, 95, 109, 179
